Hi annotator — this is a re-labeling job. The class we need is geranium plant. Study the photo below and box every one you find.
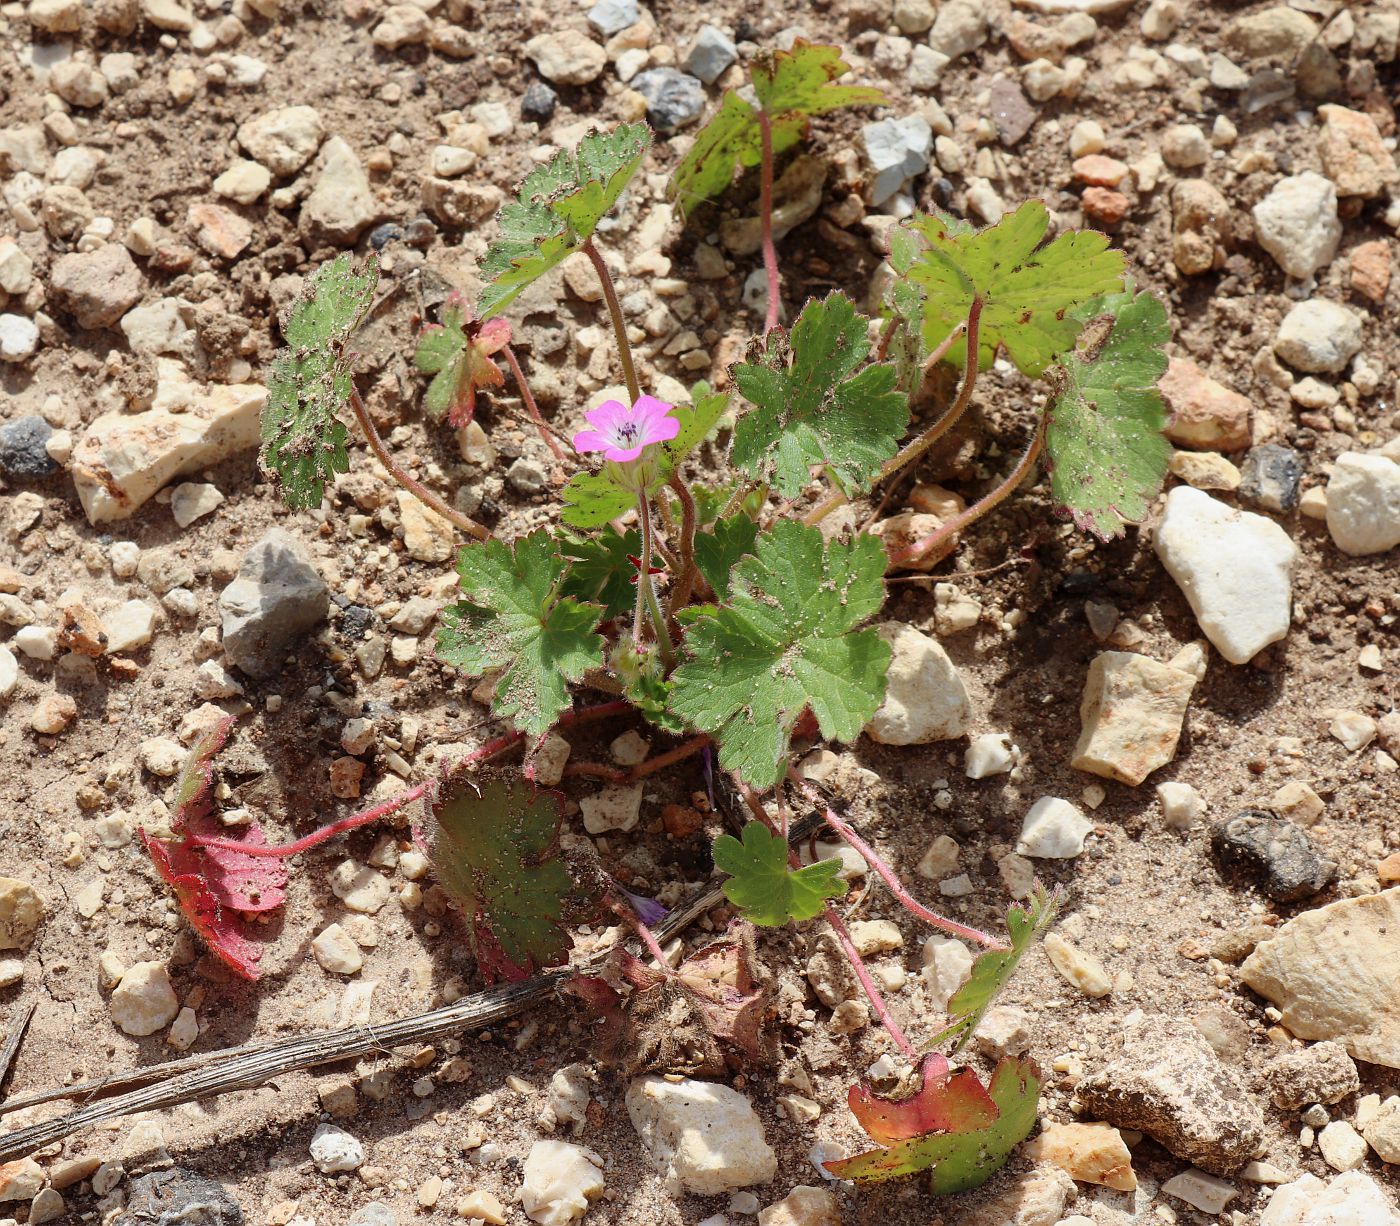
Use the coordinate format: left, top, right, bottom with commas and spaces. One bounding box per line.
153, 38, 1173, 1199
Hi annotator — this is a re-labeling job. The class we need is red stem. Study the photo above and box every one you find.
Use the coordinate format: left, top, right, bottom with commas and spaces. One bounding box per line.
792, 775, 1007, 950
824, 902, 918, 1060
757, 110, 781, 336
582, 238, 641, 404
502, 343, 566, 461
193, 701, 635, 859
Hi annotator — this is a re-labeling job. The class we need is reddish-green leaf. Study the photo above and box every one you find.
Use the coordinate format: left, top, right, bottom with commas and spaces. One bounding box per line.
847, 1054, 997, 1144
414, 292, 512, 428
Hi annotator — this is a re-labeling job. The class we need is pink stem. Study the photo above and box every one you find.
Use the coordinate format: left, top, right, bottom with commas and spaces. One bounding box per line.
792, 775, 1008, 949
757, 110, 781, 336
502, 343, 566, 461
824, 902, 918, 1060
194, 701, 635, 859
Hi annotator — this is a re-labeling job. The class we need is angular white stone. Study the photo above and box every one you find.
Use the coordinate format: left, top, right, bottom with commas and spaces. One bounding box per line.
1163, 1168, 1238, 1214
170, 481, 224, 528
1252, 172, 1342, 280
865, 622, 970, 745
1325, 453, 1400, 556
309, 1122, 364, 1173
1154, 486, 1297, 665
921, 934, 974, 1009
1016, 796, 1092, 858
1156, 780, 1206, 830
625, 1076, 777, 1195
1317, 1121, 1368, 1172
70, 361, 265, 524
0, 645, 17, 699
520, 1140, 605, 1225
312, 923, 363, 974
965, 732, 1015, 778
109, 961, 179, 1036
328, 861, 391, 914
1259, 1171, 1400, 1226
1274, 299, 1364, 373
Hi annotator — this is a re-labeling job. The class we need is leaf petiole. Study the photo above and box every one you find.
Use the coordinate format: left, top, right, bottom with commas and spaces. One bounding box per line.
502, 342, 566, 462
757, 109, 781, 335
583, 237, 641, 404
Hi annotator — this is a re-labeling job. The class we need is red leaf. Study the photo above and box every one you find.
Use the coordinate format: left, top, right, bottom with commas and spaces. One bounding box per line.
848, 1053, 999, 1145
142, 833, 264, 980
183, 817, 289, 913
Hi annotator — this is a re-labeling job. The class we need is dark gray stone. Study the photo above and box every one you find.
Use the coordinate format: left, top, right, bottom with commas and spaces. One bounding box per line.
521, 82, 557, 123
0, 414, 56, 477
116, 1169, 242, 1226
631, 68, 706, 133
218, 528, 329, 678
1239, 444, 1304, 513
1210, 810, 1336, 902
683, 24, 738, 84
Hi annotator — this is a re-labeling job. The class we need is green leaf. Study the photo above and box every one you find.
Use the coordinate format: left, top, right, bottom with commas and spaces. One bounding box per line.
731, 291, 909, 500
261, 253, 379, 510
613, 640, 685, 734
711, 821, 847, 925
1044, 287, 1171, 541
925, 885, 1059, 1055
824, 1056, 1042, 1191
561, 469, 644, 529
905, 201, 1125, 377
666, 383, 729, 467
429, 773, 590, 982
413, 294, 511, 428
668, 42, 887, 213
436, 531, 605, 737
558, 526, 641, 621
480, 123, 650, 319
882, 224, 930, 392
693, 515, 759, 602
667, 521, 890, 788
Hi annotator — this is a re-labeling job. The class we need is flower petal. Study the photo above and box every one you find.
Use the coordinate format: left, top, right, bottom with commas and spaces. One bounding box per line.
583, 400, 630, 432
602, 442, 647, 462
572, 429, 614, 454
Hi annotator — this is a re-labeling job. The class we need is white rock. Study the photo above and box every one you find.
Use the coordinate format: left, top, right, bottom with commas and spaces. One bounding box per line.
1274, 299, 1364, 373
1260, 1171, 1400, 1226
0, 314, 39, 363
625, 1076, 777, 1195
0, 645, 17, 700
965, 732, 1015, 778
236, 106, 325, 177
1154, 486, 1296, 665
521, 1140, 606, 1225
1044, 931, 1113, 997
921, 934, 974, 1009
102, 600, 158, 654
862, 115, 933, 206
1325, 453, 1400, 555
1071, 651, 1197, 786
121, 298, 197, 357
300, 136, 378, 245
212, 160, 271, 205
525, 31, 607, 85
579, 783, 642, 834
1252, 173, 1342, 280
865, 622, 970, 745
916, 833, 960, 879
167, 1006, 199, 1051
1016, 796, 1092, 858
328, 860, 391, 914
1156, 780, 1205, 829
371, 3, 430, 48
70, 361, 265, 524
1317, 1121, 1368, 1172
171, 481, 224, 528
309, 1122, 364, 1173
312, 923, 363, 974
140, 737, 184, 776
1163, 1168, 1239, 1214
109, 961, 179, 1036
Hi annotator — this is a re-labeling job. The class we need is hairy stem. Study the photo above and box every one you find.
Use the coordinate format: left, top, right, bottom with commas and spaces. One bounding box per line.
349, 388, 488, 541
637, 495, 674, 666
823, 902, 919, 1060
583, 238, 640, 404
564, 734, 710, 784
193, 701, 635, 860
502, 343, 566, 461
757, 110, 781, 336
664, 473, 699, 618
875, 314, 901, 362
888, 417, 1046, 569
792, 775, 1008, 949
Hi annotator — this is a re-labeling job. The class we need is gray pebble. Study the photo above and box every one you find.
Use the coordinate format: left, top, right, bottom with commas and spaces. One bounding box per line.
631, 68, 706, 132
1238, 444, 1303, 513
683, 24, 737, 84
0, 414, 57, 478
115, 1169, 243, 1226
1210, 811, 1336, 902
506, 457, 547, 497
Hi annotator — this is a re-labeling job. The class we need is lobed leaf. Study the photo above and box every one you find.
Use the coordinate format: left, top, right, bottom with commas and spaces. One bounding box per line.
904, 201, 1125, 377
668, 41, 886, 213
825, 1056, 1042, 1192
1044, 286, 1171, 541
558, 526, 642, 621
692, 515, 760, 602
429, 772, 589, 982
480, 123, 650, 319
261, 253, 379, 510
414, 293, 511, 428
711, 821, 847, 926
731, 291, 909, 500
925, 884, 1059, 1054
436, 531, 605, 737
667, 521, 890, 788
847, 1053, 997, 1145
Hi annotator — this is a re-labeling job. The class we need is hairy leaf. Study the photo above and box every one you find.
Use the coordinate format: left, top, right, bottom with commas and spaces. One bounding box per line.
732, 291, 908, 499
693, 515, 759, 602
613, 639, 684, 734
1044, 287, 1171, 541
429, 773, 588, 982
436, 531, 605, 737
711, 821, 847, 925
826, 1056, 1042, 1191
667, 382, 729, 467
414, 292, 512, 428
142, 837, 265, 980
561, 469, 640, 529
261, 252, 379, 509
668, 41, 886, 212
480, 123, 650, 319
847, 1054, 998, 1145
667, 521, 890, 787
558, 526, 642, 621
926, 884, 1059, 1054
905, 202, 1125, 377
172, 713, 235, 822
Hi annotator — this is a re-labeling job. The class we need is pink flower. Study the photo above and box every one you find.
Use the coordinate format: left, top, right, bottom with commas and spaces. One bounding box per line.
573, 395, 679, 463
